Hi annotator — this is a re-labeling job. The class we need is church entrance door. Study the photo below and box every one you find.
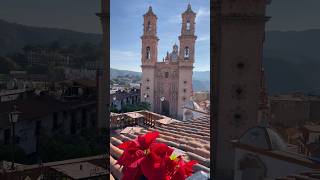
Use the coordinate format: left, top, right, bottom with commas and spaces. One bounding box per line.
161, 100, 170, 116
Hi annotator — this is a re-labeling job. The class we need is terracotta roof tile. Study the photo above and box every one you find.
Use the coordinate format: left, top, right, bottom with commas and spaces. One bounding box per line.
110, 144, 123, 159
109, 114, 211, 177
110, 174, 115, 180
117, 134, 132, 142
110, 137, 123, 146
203, 144, 210, 151
193, 163, 210, 173
110, 156, 122, 179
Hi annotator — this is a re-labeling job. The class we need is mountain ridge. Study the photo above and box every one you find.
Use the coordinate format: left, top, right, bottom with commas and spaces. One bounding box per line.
0, 19, 102, 55
1, 19, 320, 94
110, 68, 210, 91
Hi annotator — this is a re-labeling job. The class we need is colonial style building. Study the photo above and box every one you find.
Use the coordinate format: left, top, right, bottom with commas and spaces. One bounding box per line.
110, 88, 140, 111
0, 80, 97, 155
140, 5, 196, 120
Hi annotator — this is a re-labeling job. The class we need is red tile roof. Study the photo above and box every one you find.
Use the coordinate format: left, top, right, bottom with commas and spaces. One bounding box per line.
109, 113, 210, 179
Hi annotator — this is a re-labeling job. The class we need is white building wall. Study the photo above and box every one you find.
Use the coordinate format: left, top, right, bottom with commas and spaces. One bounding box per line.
182, 108, 208, 121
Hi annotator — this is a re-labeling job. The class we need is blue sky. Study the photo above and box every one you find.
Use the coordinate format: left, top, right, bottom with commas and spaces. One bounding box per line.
110, 0, 210, 72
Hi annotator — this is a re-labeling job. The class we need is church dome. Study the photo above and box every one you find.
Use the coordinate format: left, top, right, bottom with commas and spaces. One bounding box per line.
239, 126, 287, 151
173, 44, 178, 50
183, 99, 201, 110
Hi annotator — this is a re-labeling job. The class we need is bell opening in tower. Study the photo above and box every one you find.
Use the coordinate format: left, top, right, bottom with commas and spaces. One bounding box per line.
110, 0, 210, 179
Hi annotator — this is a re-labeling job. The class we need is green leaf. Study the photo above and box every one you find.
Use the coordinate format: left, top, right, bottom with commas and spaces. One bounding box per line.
170, 153, 177, 160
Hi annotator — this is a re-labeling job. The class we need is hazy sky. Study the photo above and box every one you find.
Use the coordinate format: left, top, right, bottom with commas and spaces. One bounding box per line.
266, 0, 320, 31
1, 0, 320, 71
0, 0, 101, 34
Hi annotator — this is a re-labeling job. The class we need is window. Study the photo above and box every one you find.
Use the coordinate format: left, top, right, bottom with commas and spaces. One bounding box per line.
165, 72, 169, 78
147, 21, 151, 32
146, 47, 151, 60
184, 80, 187, 84
186, 20, 191, 31
184, 47, 190, 59
146, 78, 150, 82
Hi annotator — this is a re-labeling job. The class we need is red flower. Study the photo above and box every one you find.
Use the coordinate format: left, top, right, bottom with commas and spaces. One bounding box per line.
117, 131, 162, 180
170, 157, 197, 180
120, 156, 144, 180
115, 131, 197, 180
137, 131, 160, 150
140, 143, 174, 180
117, 131, 160, 167
117, 140, 142, 167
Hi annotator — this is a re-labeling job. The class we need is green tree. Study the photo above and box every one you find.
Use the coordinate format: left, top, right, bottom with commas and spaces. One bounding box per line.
122, 102, 150, 112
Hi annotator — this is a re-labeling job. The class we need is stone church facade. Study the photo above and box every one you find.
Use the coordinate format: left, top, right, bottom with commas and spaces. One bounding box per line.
140, 5, 197, 120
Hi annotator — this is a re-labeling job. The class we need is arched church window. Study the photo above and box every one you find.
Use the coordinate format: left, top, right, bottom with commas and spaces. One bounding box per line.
147, 21, 151, 32
186, 20, 191, 31
165, 72, 169, 78
146, 47, 151, 60
184, 47, 190, 59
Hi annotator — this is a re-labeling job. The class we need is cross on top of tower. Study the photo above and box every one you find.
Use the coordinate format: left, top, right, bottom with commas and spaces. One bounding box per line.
144, 5, 156, 17
185, 3, 194, 13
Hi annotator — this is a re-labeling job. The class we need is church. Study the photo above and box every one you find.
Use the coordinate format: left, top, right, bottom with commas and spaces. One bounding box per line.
140, 4, 197, 120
